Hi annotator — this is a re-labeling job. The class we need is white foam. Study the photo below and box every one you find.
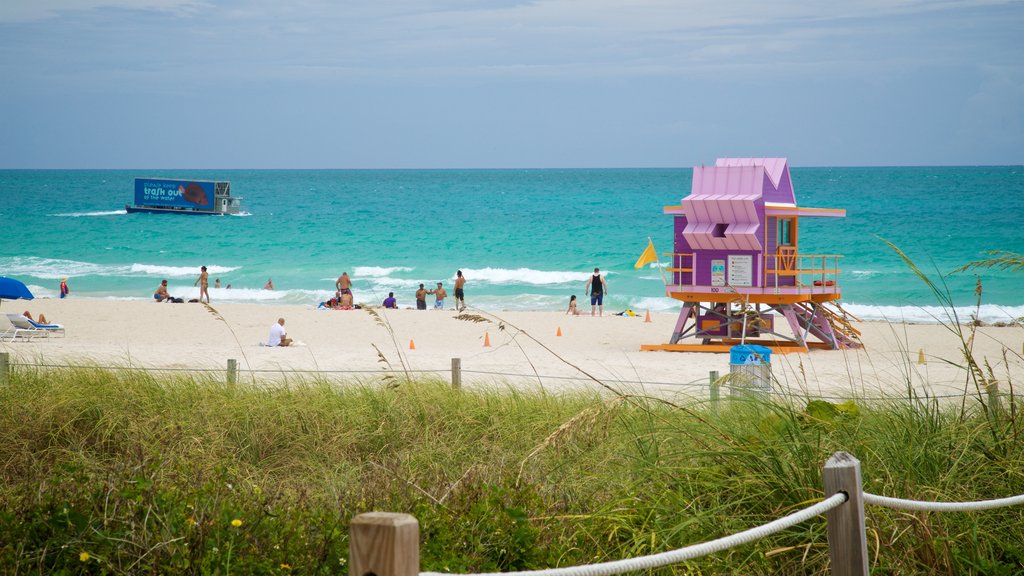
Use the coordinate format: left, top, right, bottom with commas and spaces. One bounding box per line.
51, 210, 127, 217
0, 256, 112, 279
627, 296, 680, 312
352, 266, 415, 277
843, 302, 1024, 324
459, 267, 590, 286
129, 263, 241, 277
0, 256, 240, 279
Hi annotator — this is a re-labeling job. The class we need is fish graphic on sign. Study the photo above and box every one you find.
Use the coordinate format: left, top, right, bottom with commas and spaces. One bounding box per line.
180, 182, 209, 205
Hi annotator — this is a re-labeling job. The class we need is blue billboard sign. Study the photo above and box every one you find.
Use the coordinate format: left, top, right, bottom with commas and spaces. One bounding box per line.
134, 179, 215, 210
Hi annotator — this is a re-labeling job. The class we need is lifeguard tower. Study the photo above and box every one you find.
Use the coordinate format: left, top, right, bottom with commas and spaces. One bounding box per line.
641, 158, 861, 353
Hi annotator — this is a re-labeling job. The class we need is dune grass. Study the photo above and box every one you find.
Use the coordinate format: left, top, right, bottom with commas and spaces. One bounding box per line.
0, 365, 1021, 575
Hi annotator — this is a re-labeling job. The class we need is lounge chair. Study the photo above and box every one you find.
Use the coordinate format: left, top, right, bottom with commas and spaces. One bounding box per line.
3, 313, 64, 341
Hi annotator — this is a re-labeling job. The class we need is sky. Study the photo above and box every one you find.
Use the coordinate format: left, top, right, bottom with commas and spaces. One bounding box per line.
1, 1, 1021, 169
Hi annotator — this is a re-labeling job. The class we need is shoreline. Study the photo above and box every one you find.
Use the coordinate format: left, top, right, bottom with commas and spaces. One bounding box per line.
3, 298, 1022, 401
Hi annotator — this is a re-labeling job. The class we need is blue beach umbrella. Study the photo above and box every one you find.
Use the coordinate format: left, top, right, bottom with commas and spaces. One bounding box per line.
0, 277, 34, 308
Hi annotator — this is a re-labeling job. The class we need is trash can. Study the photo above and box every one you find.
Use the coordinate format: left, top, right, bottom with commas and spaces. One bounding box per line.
729, 344, 772, 396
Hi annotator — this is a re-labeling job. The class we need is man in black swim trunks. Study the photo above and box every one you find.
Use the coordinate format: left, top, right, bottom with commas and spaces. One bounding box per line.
454, 270, 466, 312
415, 284, 428, 310
584, 267, 607, 316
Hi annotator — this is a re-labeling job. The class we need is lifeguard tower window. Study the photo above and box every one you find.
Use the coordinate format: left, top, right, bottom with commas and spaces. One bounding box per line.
712, 223, 728, 238
777, 218, 795, 246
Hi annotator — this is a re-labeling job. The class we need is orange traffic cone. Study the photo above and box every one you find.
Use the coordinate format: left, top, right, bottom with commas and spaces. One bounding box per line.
556, 326, 563, 336
483, 332, 491, 347
409, 339, 416, 350
644, 310, 652, 323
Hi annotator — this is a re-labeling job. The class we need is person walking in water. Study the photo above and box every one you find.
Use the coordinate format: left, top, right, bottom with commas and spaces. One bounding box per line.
194, 265, 210, 304
59, 278, 69, 299
584, 267, 607, 316
454, 270, 467, 312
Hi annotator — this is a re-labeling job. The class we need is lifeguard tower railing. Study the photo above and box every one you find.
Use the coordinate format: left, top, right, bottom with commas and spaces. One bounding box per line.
667, 253, 843, 295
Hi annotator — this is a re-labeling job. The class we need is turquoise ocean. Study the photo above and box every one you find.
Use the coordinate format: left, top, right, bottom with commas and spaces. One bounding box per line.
1, 167, 1021, 323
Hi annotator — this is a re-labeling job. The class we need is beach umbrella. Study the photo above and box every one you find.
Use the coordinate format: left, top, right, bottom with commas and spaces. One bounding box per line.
0, 277, 34, 308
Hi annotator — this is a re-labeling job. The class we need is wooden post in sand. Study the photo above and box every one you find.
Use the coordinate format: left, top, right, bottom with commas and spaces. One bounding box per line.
709, 370, 720, 409
451, 358, 462, 390
227, 358, 238, 385
349, 512, 419, 576
0, 352, 9, 385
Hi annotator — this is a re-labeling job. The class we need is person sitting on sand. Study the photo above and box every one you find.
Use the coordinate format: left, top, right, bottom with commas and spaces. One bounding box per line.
415, 284, 428, 310
23, 311, 50, 324
382, 292, 397, 309
339, 291, 354, 309
430, 282, 447, 309
566, 295, 581, 316
264, 278, 274, 290
267, 318, 293, 347
154, 280, 171, 302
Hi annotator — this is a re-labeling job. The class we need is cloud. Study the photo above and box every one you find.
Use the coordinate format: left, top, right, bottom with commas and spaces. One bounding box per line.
0, 0, 207, 22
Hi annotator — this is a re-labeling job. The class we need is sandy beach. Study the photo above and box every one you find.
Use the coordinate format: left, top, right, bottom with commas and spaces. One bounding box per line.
2, 298, 1021, 401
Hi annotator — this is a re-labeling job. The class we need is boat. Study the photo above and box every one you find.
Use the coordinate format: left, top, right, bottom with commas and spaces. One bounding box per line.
126, 178, 243, 215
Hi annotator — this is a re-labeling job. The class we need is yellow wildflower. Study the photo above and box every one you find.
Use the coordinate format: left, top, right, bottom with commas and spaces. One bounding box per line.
79, 552, 90, 562
231, 518, 243, 527
280, 563, 292, 570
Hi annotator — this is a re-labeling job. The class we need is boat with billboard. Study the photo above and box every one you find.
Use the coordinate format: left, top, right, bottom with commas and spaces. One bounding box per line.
126, 178, 243, 215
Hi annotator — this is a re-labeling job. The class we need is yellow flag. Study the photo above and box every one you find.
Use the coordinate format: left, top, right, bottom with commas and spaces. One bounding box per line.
634, 240, 658, 269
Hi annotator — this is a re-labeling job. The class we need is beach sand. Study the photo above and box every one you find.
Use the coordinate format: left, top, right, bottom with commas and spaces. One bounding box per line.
2, 299, 1022, 401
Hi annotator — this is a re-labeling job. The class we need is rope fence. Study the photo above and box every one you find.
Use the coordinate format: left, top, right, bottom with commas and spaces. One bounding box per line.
350, 452, 1024, 576
0, 353, 1005, 405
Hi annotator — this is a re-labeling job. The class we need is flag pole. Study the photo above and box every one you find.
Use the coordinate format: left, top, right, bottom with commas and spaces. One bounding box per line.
650, 236, 670, 292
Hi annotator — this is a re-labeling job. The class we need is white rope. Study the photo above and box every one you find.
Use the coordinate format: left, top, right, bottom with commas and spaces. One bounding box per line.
420, 493, 847, 576
864, 491, 1024, 512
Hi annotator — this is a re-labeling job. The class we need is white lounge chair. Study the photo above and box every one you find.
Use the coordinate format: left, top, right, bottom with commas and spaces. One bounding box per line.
3, 313, 64, 341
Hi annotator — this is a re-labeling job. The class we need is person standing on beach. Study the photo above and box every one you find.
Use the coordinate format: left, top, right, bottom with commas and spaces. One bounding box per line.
430, 282, 447, 309
194, 266, 210, 304
267, 318, 293, 347
415, 284, 428, 310
59, 278, 69, 299
584, 267, 607, 316
336, 272, 353, 298
454, 270, 466, 312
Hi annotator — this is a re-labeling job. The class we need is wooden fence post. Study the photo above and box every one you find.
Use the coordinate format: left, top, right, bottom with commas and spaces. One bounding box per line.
227, 358, 237, 385
0, 352, 9, 385
451, 357, 462, 390
350, 512, 419, 576
824, 452, 868, 576
987, 382, 1002, 417
709, 370, 719, 409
